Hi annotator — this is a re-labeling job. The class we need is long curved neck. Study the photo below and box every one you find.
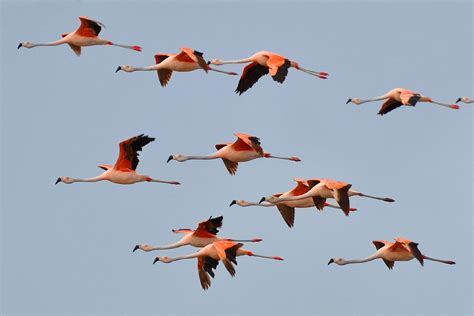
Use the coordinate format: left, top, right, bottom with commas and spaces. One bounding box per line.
167, 252, 201, 263
151, 240, 188, 250
131, 65, 159, 72
217, 57, 253, 65
182, 153, 219, 161
242, 201, 274, 207
359, 94, 390, 104
33, 38, 67, 47
340, 253, 379, 265
71, 175, 105, 183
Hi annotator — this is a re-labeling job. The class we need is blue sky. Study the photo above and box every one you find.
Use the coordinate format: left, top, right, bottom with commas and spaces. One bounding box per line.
1, 0, 472, 315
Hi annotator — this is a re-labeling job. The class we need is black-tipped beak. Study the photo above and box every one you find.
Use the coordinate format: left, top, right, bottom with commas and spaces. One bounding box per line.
328, 259, 334, 265
229, 200, 236, 207
153, 257, 160, 264
456, 98, 462, 103
346, 98, 352, 104
17, 43, 22, 49
133, 245, 139, 252
55, 177, 61, 185
207, 61, 211, 65
259, 197, 266, 204
166, 155, 173, 163
115, 66, 121, 73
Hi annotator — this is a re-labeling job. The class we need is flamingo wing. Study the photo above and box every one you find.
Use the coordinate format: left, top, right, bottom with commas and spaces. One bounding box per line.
113, 134, 155, 171
267, 54, 291, 83
233, 133, 264, 156
215, 143, 232, 151
400, 91, 421, 106
408, 242, 424, 266
195, 216, 223, 235
288, 179, 310, 196
275, 204, 295, 228
197, 256, 219, 290
372, 240, 390, 250
76, 16, 105, 37
378, 98, 403, 116
235, 62, 269, 95
153, 54, 173, 86
221, 159, 238, 175
177, 48, 208, 72
332, 184, 352, 216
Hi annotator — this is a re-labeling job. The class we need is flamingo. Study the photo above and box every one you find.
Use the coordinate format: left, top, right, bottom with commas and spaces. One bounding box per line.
260, 178, 394, 216
208, 51, 328, 95
167, 132, 301, 175
153, 240, 283, 290
328, 237, 456, 269
116, 47, 237, 86
346, 88, 459, 115
229, 178, 356, 228
456, 97, 473, 104
133, 216, 261, 252
55, 134, 180, 185
18, 16, 141, 56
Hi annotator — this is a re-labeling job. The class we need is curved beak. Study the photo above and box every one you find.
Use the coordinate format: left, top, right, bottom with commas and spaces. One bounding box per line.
132, 245, 139, 252
346, 98, 352, 104
229, 200, 236, 207
328, 259, 334, 265
153, 257, 160, 264
456, 98, 462, 103
259, 197, 266, 204
166, 155, 173, 163
115, 66, 121, 73
207, 61, 211, 65
17, 43, 22, 49
55, 177, 61, 185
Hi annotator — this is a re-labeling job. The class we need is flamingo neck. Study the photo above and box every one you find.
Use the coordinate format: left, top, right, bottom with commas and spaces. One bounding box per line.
166, 252, 200, 263
360, 95, 389, 104
182, 154, 219, 161
33, 39, 67, 47
132, 65, 158, 72
339, 253, 379, 265
217, 57, 253, 65
152, 240, 188, 250
70, 175, 105, 183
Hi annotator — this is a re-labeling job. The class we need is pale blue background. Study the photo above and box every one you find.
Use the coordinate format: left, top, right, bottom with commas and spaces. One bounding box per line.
1, 0, 472, 315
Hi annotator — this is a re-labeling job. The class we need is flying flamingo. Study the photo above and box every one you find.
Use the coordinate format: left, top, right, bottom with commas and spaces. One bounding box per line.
18, 16, 141, 56
167, 132, 301, 175
133, 216, 261, 252
153, 240, 283, 290
260, 178, 394, 216
229, 178, 356, 228
346, 88, 459, 115
456, 97, 473, 104
328, 237, 456, 269
208, 51, 328, 95
116, 47, 237, 87
55, 134, 180, 185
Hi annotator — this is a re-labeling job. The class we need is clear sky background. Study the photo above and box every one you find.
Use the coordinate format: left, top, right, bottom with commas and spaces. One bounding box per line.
1, 0, 472, 315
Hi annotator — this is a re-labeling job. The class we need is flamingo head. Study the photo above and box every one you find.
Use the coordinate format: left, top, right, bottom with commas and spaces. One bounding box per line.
18, 41, 33, 49
115, 65, 134, 73
259, 195, 278, 204
153, 256, 171, 264
347, 98, 362, 105
209, 59, 223, 66
328, 258, 346, 265
167, 154, 186, 162
457, 97, 471, 104
133, 244, 152, 252
55, 176, 73, 184
229, 200, 248, 207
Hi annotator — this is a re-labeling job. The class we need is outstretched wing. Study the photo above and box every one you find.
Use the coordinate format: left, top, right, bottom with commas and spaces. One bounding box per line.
195, 216, 223, 235
235, 62, 269, 95
267, 54, 291, 83
154, 54, 173, 86
378, 98, 403, 116
233, 132, 264, 156
276, 204, 295, 228
197, 256, 219, 290
76, 16, 105, 37
177, 47, 208, 72
113, 134, 155, 171
408, 242, 424, 266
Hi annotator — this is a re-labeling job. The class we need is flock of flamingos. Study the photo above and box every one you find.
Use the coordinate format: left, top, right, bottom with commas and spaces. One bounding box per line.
19, 16, 470, 290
